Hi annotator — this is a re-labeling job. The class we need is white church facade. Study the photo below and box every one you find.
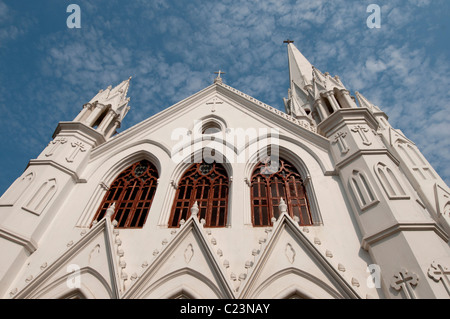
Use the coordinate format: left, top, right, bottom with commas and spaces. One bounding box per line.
0, 42, 449, 299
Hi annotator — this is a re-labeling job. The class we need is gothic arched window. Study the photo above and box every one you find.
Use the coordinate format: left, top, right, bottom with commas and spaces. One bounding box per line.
375, 162, 408, 200
93, 160, 159, 228
251, 157, 312, 227
349, 170, 378, 210
169, 161, 229, 228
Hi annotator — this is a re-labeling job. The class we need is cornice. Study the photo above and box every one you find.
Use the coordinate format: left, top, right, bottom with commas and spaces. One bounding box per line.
361, 222, 449, 250
52, 122, 106, 147
27, 159, 87, 183
317, 108, 380, 137
335, 149, 401, 170
0, 226, 38, 254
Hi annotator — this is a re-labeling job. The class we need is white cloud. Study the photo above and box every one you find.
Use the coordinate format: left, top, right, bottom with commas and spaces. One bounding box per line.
0, 0, 448, 191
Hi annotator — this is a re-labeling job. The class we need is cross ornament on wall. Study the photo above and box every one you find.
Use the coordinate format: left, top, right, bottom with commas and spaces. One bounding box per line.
351, 125, 372, 146
332, 131, 350, 155
391, 268, 419, 299
66, 142, 87, 163
45, 137, 68, 157
428, 261, 450, 296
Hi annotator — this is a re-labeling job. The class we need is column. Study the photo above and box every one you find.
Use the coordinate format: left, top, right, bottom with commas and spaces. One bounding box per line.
97, 109, 116, 134
314, 99, 328, 121
85, 103, 107, 127
324, 91, 340, 112
340, 89, 357, 108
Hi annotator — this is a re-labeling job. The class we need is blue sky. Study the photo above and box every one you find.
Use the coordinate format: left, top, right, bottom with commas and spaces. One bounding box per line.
0, 0, 449, 195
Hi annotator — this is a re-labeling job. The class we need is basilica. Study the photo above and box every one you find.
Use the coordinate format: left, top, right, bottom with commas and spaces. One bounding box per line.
0, 42, 449, 299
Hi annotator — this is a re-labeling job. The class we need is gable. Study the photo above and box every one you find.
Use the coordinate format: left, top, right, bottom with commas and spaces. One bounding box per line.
123, 216, 235, 299
238, 213, 362, 299
86, 82, 334, 176
12, 217, 122, 299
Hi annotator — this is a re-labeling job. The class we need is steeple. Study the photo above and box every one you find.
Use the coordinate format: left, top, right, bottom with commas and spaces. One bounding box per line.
74, 77, 132, 139
287, 42, 314, 92
355, 91, 382, 113
283, 41, 358, 127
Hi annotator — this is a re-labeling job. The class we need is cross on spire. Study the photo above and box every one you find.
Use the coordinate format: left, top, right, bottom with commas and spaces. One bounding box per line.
214, 70, 226, 83
214, 70, 226, 78
283, 39, 294, 44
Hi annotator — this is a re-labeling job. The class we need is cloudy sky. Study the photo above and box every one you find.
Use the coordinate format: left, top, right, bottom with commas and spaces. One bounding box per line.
0, 0, 449, 194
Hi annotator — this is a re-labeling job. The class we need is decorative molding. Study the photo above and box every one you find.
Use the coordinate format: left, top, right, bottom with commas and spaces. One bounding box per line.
0, 226, 38, 254
239, 212, 362, 299
0, 171, 35, 207
334, 149, 400, 170
184, 243, 194, 264
216, 82, 317, 134
391, 268, 419, 299
206, 97, 224, 105
351, 125, 372, 146
285, 243, 296, 264
361, 222, 449, 250
332, 131, 349, 155
66, 142, 87, 163
88, 244, 101, 265
22, 178, 57, 216
27, 159, 87, 183
123, 215, 235, 299
45, 137, 68, 157
52, 122, 106, 147
427, 261, 450, 296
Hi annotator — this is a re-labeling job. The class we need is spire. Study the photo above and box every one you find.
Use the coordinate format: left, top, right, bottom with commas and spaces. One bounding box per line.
286, 42, 314, 91
283, 41, 314, 123
355, 91, 381, 113
74, 77, 132, 139
89, 76, 132, 118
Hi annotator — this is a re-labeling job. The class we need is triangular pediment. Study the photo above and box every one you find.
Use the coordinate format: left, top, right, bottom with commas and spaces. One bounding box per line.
13, 217, 122, 299
238, 213, 361, 299
90, 82, 329, 163
123, 216, 235, 299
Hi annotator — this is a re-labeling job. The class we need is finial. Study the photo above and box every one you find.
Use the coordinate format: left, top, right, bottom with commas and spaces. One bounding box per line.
106, 202, 116, 218
279, 198, 287, 214
191, 201, 199, 218
283, 39, 294, 44
214, 70, 226, 83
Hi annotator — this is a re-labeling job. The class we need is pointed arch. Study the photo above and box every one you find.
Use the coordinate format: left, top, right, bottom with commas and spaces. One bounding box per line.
250, 157, 313, 227
0, 171, 35, 206
17, 267, 116, 299
349, 170, 379, 211
92, 159, 159, 228
132, 268, 229, 299
168, 160, 229, 228
23, 178, 57, 216
244, 144, 323, 226
374, 162, 409, 200
251, 268, 345, 299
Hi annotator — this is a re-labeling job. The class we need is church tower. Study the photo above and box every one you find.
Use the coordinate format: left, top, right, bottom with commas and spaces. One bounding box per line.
0, 43, 449, 300
283, 41, 450, 298
0, 78, 132, 296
